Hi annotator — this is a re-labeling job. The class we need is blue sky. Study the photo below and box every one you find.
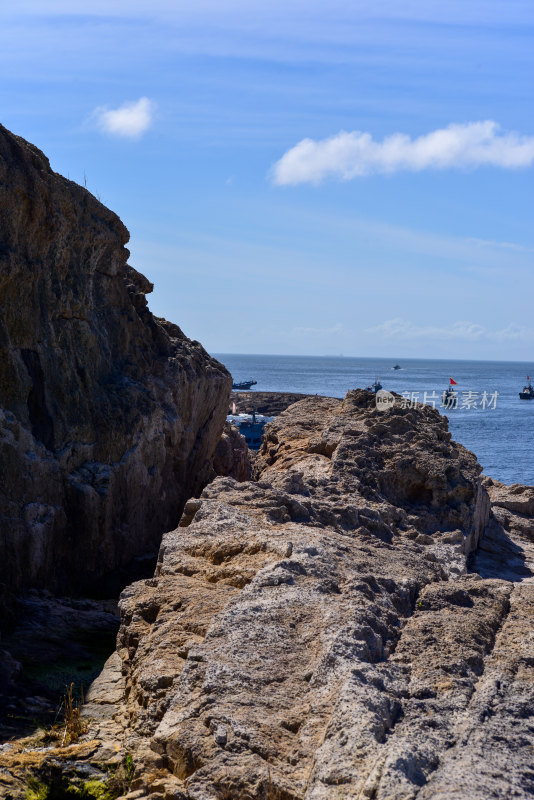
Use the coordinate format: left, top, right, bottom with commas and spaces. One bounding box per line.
1, 1, 533, 359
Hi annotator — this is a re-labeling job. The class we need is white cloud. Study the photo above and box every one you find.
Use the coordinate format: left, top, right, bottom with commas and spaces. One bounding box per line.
367, 318, 534, 343
271, 121, 534, 185
91, 97, 155, 139
488, 324, 534, 342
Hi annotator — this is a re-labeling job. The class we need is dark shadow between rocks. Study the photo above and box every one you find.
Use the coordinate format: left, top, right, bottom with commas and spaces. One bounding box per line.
0, 594, 120, 741
471, 516, 533, 582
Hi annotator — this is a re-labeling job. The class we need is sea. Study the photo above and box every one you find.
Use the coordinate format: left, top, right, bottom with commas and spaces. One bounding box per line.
214, 354, 534, 487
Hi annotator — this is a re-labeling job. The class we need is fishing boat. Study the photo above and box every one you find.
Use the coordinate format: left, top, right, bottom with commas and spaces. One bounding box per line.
232, 379, 257, 390
519, 376, 534, 400
393, 364, 401, 370
365, 378, 383, 393
441, 377, 458, 409
227, 410, 271, 449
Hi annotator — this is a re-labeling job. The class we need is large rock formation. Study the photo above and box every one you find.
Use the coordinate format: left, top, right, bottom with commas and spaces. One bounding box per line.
9, 390, 531, 800
2, 393, 534, 798
212, 422, 251, 483
0, 124, 231, 601
6, 123, 532, 800
230, 391, 313, 416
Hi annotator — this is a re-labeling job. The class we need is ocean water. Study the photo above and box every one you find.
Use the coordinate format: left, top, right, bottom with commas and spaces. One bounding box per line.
214, 354, 534, 486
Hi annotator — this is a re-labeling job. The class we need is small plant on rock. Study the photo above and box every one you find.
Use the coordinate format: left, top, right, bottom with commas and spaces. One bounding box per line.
60, 683, 88, 746
106, 753, 135, 797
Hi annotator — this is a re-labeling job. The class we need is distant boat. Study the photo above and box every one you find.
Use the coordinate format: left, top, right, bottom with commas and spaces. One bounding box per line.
442, 377, 458, 409
227, 410, 269, 449
393, 364, 401, 370
519, 376, 534, 400
232, 379, 257, 390
365, 377, 382, 393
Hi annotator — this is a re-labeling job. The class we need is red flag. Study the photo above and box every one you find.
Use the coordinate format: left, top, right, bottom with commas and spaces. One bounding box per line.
449, 377, 457, 385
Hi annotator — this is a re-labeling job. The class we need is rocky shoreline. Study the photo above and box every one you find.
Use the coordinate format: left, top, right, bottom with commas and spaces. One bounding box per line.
230, 391, 315, 416
1, 127, 533, 800
2, 391, 533, 800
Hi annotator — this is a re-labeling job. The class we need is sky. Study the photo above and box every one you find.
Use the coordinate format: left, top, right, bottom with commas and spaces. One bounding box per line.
1, 1, 533, 359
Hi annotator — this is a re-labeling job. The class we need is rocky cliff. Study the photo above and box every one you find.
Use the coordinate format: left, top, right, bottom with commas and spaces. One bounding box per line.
7, 391, 531, 799
212, 422, 251, 483
0, 123, 231, 601
230, 392, 312, 416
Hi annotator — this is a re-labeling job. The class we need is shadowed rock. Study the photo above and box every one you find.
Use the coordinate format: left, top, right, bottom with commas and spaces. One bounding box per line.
212, 422, 252, 482
0, 123, 231, 601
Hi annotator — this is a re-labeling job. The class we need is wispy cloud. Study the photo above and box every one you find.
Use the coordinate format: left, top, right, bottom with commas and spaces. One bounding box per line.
465, 237, 534, 253
489, 323, 534, 342
292, 322, 348, 337
90, 97, 155, 139
367, 318, 534, 343
271, 121, 534, 185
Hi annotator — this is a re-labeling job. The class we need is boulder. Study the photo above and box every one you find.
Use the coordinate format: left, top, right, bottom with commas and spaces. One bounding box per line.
230, 391, 315, 416
212, 421, 251, 482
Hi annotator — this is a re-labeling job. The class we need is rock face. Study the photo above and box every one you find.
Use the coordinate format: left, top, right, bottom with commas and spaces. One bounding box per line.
212, 422, 251, 482
230, 391, 314, 416
45, 390, 534, 800
0, 123, 231, 600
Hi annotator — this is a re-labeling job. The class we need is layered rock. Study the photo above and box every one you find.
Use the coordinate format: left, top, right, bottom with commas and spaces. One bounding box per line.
4, 393, 533, 800
212, 422, 251, 482
230, 391, 313, 416
54, 390, 534, 800
0, 123, 231, 600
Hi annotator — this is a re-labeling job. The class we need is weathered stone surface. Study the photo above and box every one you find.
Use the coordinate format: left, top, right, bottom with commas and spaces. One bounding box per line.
475, 478, 534, 582
410, 478, 534, 800
75, 391, 526, 799
4, 394, 533, 800
0, 123, 231, 600
212, 422, 251, 482
230, 391, 316, 416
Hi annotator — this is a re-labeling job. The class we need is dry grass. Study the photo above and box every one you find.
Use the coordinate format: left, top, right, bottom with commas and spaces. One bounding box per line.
59, 683, 88, 746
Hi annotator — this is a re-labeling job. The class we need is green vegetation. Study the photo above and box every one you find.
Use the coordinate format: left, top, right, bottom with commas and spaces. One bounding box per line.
23, 751, 135, 800
25, 776, 116, 800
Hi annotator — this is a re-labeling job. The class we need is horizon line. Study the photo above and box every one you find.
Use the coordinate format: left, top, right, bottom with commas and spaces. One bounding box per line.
211, 352, 534, 365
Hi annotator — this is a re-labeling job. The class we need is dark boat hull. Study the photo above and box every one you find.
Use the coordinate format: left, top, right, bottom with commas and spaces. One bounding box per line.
235, 420, 264, 449
232, 380, 257, 390
441, 390, 458, 409
519, 382, 534, 399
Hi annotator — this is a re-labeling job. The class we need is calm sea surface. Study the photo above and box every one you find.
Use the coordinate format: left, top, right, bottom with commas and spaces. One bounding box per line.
214, 354, 534, 486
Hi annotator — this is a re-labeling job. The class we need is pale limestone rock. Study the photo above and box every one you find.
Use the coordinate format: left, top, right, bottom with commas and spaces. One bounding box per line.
4, 397, 534, 799
81, 391, 534, 800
